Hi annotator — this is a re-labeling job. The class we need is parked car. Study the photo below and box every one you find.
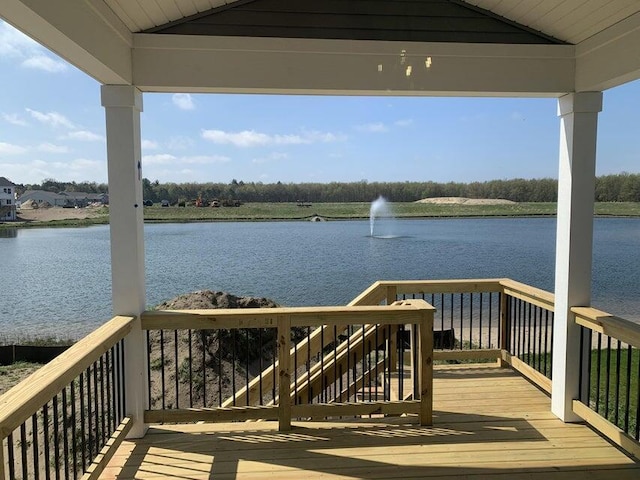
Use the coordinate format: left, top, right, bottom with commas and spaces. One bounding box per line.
161, 199, 170, 207
143, 200, 153, 206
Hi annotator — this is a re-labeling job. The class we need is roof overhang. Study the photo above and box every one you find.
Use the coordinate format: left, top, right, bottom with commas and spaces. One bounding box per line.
1, 1, 639, 96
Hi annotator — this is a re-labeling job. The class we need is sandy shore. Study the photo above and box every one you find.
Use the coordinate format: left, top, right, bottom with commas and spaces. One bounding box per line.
16, 206, 107, 222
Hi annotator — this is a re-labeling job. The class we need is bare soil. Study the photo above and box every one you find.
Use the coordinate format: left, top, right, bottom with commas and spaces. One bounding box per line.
0, 362, 42, 395
16, 205, 107, 222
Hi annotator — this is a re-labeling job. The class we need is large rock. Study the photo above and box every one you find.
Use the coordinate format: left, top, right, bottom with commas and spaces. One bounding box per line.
156, 290, 279, 310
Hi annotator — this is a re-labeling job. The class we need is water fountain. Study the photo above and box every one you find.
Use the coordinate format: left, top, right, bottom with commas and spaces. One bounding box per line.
369, 196, 394, 237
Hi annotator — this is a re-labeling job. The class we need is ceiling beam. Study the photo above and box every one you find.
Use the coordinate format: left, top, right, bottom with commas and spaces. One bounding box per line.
0, 0, 133, 85
575, 12, 640, 92
133, 34, 575, 97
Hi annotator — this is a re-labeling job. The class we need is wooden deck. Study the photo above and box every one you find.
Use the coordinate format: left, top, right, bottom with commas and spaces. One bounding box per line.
102, 364, 640, 479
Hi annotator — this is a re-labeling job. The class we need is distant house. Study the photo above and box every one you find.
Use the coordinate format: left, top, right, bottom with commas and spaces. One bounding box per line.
58, 191, 108, 207
19, 190, 109, 208
0, 177, 17, 221
19, 190, 68, 207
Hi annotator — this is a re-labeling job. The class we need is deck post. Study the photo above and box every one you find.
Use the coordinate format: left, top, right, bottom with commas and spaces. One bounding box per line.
499, 291, 509, 367
418, 310, 434, 426
101, 85, 148, 438
0, 438, 5, 480
387, 285, 399, 372
552, 92, 602, 422
278, 315, 292, 431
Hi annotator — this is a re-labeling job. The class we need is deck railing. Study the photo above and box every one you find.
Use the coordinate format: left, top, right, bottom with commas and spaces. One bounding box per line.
2, 278, 639, 478
141, 300, 435, 430
0, 315, 134, 480
501, 279, 555, 392
573, 307, 640, 459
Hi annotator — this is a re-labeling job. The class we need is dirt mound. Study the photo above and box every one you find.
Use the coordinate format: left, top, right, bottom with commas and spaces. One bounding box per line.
156, 290, 279, 310
415, 197, 516, 205
149, 291, 282, 409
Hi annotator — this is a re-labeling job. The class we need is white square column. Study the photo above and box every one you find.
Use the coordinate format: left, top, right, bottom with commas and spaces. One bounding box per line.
101, 85, 147, 438
552, 91, 602, 422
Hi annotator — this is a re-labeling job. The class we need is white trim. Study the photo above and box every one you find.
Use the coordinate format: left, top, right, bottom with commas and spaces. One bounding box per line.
0, 0, 133, 84
575, 12, 640, 91
132, 34, 576, 96
552, 91, 602, 422
102, 85, 147, 438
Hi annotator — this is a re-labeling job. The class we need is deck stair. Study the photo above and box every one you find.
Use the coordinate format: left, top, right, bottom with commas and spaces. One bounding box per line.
221, 322, 402, 408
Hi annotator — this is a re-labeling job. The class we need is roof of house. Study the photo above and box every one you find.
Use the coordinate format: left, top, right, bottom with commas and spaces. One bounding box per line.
3, 1, 638, 95
0, 177, 17, 187
19, 190, 65, 200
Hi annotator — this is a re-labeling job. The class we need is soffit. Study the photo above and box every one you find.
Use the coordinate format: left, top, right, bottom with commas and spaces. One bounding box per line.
142, 0, 563, 44
104, 0, 640, 45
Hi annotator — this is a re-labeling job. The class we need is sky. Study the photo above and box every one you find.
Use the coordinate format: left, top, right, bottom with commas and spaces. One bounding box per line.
1, 20, 639, 187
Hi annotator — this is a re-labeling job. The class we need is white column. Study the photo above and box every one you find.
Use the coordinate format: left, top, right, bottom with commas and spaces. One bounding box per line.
552, 91, 602, 422
101, 85, 147, 438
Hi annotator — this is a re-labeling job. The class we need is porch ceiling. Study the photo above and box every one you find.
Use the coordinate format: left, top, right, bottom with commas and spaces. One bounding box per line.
1, 1, 640, 95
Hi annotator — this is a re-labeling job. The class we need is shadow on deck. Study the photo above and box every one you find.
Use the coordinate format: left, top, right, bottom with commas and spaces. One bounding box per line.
103, 365, 640, 479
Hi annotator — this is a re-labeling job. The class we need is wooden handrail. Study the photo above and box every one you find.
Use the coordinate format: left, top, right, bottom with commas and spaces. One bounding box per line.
141, 302, 433, 330
499, 278, 555, 311
572, 306, 640, 348
0, 315, 135, 439
379, 278, 504, 295
144, 300, 434, 428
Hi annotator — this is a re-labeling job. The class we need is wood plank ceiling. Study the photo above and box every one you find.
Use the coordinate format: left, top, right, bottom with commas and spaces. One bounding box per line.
104, 0, 640, 45
145, 0, 563, 44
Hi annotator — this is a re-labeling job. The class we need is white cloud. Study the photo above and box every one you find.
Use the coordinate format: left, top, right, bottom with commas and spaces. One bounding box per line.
66, 158, 103, 170
143, 153, 230, 166
0, 21, 67, 73
172, 94, 195, 110
0, 158, 106, 184
22, 55, 67, 73
26, 109, 75, 129
201, 129, 344, 147
37, 143, 70, 153
63, 130, 104, 142
142, 139, 159, 150
0, 142, 27, 154
167, 136, 194, 150
252, 152, 289, 164
355, 122, 388, 133
2, 113, 28, 126
395, 119, 413, 127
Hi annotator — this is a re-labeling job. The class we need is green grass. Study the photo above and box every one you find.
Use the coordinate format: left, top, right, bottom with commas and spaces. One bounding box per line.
521, 348, 639, 439
0, 334, 77, 346
588, 347, 639, 438
143, 202, 559, 222
3, 202, 640, 230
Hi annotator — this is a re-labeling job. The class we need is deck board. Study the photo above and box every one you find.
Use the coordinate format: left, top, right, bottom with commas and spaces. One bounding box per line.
102, 365, 640, 479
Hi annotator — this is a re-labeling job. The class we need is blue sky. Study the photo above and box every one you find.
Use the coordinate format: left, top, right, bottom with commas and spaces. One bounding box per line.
1, 20, 639, 186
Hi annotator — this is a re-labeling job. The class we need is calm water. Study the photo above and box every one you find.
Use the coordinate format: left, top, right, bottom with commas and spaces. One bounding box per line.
1, 217, 639, 340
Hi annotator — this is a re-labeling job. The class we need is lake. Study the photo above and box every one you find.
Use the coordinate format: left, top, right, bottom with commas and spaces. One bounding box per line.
1, 217, 639, 341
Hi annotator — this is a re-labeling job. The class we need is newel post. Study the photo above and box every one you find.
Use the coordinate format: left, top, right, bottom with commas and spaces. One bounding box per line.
386, 286, 399, 372
102, 85, 148, 438
278, 315, 292, 431
418, 309, 434, 426
552, 92, 602, 422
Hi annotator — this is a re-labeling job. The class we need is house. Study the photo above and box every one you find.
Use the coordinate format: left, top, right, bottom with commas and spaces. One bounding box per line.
19, 190, 109, 208
0, 177, 17, 221
18, 190, 68, 208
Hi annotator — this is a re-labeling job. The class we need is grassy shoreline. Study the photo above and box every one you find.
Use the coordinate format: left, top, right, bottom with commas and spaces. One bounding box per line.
2, 202, 640, 229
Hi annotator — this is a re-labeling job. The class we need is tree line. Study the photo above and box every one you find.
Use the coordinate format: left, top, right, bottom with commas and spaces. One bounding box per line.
16, 173, 640, 204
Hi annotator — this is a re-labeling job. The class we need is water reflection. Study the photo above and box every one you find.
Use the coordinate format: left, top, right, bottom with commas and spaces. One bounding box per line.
0, 228, 17, 238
